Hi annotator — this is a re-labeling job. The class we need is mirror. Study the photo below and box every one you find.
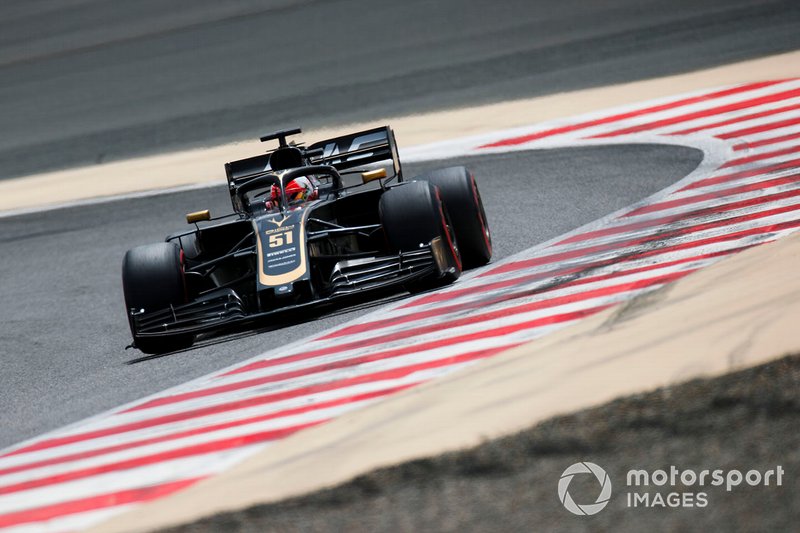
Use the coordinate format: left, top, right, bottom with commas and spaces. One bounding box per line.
361, 168, 387, 183
186, 209, 211, 223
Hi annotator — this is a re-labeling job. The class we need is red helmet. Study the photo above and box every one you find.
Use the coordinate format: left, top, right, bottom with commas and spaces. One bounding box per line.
264, 176, 319, 210
285, 176, 319, 205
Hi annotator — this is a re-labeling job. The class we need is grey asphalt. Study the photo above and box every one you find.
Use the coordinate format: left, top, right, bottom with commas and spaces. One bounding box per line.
0, 144, 701, 449
0, 0, 793, 450
0, 0, 798, 179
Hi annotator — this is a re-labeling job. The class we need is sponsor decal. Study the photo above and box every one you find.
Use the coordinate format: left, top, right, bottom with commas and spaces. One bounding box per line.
267, 214, 290, 228
254, 215, 308, 286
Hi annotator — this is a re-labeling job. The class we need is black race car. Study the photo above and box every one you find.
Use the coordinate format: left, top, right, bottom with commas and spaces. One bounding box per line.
122, 126, 491, 353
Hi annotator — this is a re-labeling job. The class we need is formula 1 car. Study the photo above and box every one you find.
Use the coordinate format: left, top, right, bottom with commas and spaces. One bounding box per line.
122, 126, 491, 353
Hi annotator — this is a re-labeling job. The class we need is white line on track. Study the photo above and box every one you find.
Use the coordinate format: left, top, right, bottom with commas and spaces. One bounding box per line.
3, 78, 800, 532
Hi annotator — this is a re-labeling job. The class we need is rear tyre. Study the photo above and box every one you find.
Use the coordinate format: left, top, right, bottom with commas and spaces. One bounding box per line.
122, 242, 194, 354
412, 166, 492, 268
380, 181, 461, 293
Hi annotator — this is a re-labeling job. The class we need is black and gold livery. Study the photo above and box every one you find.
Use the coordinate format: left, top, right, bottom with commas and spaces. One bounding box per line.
254, 207, 308, 290
121, 126, 492, 354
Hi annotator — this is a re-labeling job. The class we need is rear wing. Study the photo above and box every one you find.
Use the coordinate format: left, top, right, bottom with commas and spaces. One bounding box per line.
225, 153, 271, 182
308, 126, 403, 180
225, 125, 403, 182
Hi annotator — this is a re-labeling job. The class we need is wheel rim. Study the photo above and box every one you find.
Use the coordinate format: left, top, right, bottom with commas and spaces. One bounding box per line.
436, 189, 461, 271
444, 208, 461, 265
471, 176, 492, 254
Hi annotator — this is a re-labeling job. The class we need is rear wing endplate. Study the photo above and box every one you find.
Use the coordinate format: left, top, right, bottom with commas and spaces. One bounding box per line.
308, 126, 403, 180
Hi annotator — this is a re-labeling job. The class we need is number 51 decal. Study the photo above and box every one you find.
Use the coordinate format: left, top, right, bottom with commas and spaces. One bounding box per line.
269, 232, 294, 248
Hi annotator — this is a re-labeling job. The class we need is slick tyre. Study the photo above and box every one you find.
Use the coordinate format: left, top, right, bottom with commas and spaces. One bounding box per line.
380, 180, 461, 293
122, 242, 194, 354
413, 166, 492, 268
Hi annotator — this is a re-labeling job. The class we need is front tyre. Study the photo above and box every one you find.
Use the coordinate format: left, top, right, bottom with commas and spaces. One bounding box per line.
121, 242, 194, 354
412, 166, 492, 268
380, 180, 461, 293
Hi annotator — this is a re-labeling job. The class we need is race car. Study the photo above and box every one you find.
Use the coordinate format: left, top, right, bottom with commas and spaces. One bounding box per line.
122, 126, 492, 353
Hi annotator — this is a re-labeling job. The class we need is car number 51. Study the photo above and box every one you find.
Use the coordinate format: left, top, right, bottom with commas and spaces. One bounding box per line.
269, 232, 293, 248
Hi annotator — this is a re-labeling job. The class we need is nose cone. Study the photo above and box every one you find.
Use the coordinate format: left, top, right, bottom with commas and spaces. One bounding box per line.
253, 210, 309, 290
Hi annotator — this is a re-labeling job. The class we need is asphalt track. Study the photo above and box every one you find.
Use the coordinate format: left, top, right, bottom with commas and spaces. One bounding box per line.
0, 3, 797, 529
0, 144, 701, 449
0, 0, 794, 474
0, 0, 799, 179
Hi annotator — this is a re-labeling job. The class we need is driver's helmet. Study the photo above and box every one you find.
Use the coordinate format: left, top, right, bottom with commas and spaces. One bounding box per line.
285, 176, 319, 205
264, 176, 320, 210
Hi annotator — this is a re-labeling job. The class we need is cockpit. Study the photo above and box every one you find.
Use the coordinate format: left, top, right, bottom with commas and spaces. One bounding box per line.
236, 170, 328, 216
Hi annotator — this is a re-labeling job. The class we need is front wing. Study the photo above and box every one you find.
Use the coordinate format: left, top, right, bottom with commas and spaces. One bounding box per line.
131, 240, 452, 340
